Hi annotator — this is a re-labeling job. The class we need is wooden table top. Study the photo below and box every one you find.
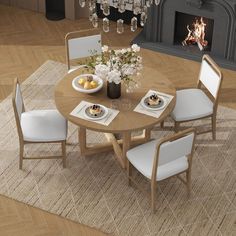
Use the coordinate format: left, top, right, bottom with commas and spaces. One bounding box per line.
54, 67, 176, 133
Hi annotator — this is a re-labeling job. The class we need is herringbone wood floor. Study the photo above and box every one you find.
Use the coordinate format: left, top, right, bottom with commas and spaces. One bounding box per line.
0, 4, 236, 236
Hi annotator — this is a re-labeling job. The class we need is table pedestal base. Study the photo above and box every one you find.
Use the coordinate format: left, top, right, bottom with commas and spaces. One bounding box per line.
78, 127, 152, 169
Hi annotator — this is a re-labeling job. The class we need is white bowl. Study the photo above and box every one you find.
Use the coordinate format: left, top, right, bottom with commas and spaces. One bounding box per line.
72, 74, 103, 94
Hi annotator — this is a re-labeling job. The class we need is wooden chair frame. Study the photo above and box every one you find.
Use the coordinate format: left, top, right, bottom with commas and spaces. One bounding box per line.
65, 28, 101, 71
12, 78, 67, 169
127, 128, 196, 213
173, 55, 223, 140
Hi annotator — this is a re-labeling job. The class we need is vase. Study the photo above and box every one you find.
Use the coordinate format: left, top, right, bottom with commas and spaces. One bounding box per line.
107, 81, 121, 99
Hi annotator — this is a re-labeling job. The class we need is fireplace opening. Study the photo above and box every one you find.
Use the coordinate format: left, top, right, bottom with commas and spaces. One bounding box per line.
174, 12, 214, 52
45, 0, 65, 21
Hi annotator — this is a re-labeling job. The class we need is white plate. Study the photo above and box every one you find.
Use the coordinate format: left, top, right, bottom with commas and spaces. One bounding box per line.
83, 104, 109, 121
140, 95, 167, 111
72, 74, 103, 94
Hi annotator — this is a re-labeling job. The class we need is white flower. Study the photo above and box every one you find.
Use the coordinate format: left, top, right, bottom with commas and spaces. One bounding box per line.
106, 61, 111, 68
96, 56, 102, 62
102, 45, 109, 52
115, 49, 121, 55
107, 69, 121, 84
95, 64, 109, 80
91, 44, 142, 86
131, 44, 140, 52
137, 56, 142, 63
131, 57, 136, 63
121, 48, 127, 54
127, 67, 136, 76
121, 64, 135, 76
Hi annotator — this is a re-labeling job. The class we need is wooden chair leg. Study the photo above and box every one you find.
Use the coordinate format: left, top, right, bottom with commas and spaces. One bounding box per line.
160, 121, 164, 128
186, 170, 191, 197
174, 121, 180, 133
62, 141, 66, 168
122, 132, 131, 169
151, 180, 156, 213
212, 115, 216, 140
144, 128, 151, 142
79, 127, 87, 156
127, 160, 132, 186
19, 143, 24, 170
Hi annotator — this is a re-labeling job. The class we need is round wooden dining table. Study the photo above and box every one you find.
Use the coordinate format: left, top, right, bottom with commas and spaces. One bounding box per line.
54, 67, 176, 168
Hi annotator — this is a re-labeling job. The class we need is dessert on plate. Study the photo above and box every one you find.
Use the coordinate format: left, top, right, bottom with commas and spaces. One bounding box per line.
147, 94, 161, 106
89, 105, 102, 116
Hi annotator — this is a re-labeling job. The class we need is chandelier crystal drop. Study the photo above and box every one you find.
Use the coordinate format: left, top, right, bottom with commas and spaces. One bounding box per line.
131, 16, 138, 32
103, 17, 110, 32
91, 12, 99, 28
103, 2, 110, 16
80, 0, 162, 33
117, 19, 124, 34
79, 0, 86, 8
133, 0, 142, 15
118, 0, 126, 13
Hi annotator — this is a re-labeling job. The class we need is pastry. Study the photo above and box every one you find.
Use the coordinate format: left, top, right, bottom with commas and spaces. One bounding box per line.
89, 105, 102, 116
148, 94, 161, 106
87, 75, 93, 82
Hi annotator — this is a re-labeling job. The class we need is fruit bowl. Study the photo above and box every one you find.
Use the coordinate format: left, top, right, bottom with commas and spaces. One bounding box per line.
72, 74, 103, 94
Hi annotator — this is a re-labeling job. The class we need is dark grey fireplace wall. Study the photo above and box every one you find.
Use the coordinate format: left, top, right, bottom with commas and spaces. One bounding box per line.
136, 0, 236, 70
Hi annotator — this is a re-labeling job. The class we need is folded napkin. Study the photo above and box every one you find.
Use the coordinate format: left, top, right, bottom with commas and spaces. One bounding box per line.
70, 101, 119, 126
134, 90, 174, 118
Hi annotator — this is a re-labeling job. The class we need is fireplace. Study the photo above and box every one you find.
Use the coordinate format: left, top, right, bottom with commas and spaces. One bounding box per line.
174, 12, 214, 52
133, 0, 236, 70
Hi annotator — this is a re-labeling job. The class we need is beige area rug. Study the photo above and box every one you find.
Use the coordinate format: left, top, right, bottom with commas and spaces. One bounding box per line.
1, 60, 236, 236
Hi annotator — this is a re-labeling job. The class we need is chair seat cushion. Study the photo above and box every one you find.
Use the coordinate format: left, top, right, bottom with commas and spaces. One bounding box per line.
171, 89, 213, 122
21, 110, 67, 142
127, 140, 188, 181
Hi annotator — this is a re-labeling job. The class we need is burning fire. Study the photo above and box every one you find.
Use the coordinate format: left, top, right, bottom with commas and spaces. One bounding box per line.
182, 17, 208, 51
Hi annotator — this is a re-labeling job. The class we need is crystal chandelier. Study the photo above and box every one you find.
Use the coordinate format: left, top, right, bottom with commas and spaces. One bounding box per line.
78, 0, 161, 33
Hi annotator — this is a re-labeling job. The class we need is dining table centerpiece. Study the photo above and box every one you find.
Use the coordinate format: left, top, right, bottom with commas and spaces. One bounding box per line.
86, 44, 143, 99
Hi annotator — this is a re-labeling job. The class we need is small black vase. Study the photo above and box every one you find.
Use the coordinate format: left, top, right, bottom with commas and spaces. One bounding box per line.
107, 81, 121, 99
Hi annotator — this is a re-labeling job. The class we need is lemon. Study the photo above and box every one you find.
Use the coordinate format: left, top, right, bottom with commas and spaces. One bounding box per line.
78, 78, 85, 86
90, 81, 98, 88
84, 81, 92, 89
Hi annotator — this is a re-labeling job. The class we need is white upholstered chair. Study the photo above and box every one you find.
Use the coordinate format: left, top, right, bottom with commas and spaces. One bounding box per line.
171, 55, 223, 139
12, 78, 68, 169
65, 28, 102, 73
127, 128, 196, 212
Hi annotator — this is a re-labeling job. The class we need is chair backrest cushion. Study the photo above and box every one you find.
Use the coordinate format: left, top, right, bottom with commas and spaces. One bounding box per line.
158, 133, 194, 166
14, 83, 24, 120
68, 34, 102, 60
199, 59, 221, 98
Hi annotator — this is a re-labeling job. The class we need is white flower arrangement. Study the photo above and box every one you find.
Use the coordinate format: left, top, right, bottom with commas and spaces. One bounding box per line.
87, 44, 143, 87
